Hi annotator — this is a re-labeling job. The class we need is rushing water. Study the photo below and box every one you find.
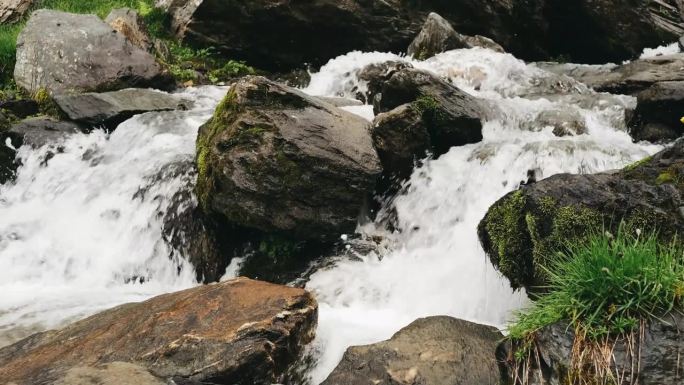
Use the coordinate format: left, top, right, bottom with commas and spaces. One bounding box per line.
0, 47, 663, 382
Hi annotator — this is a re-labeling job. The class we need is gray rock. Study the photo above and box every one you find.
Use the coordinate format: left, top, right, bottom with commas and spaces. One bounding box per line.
322, 316, 504, 385
478, 140, 684, 292
0, 0, 33, 24
407, 12, 503, 60
680, 35, 684, 51
5, 117, 84, 149
54, 88, 190, 130
105, 8, 153, 51
372, 103, 430, 180
628, 80, 684, 142
529, 109, 587, 137
500, 313, 684, 385
56, 362, 165, 385
196, 76, 381, 240
316, 96, 364, 108
538, 54, 684, 95
14, 10, 172, 95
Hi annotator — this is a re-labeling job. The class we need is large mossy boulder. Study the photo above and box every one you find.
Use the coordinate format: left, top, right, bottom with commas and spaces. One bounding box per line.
0, 278, 318, 385
322, 316, 504, 385
14, 10, 172, 95
478, 140, 684, 292
196, 76, 381, 240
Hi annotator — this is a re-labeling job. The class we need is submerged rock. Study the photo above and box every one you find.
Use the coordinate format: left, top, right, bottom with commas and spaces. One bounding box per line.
0, 278, 318, 385
14, 10, 172, 95
322, 316, 504, 385
500, 313, 684, 385
105, 8, 153, 51
407, 12, 503, 60
628, 81, 684, 142
478, 140, 684, 292
196, 76, 380, 240
54, 89, 190, 130
539, 54, 684, 95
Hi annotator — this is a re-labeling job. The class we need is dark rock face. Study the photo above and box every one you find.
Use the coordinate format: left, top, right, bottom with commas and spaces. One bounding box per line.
499, 313, 684, 385
478, 140, 684, 292
628, 81, 684, 142
158, 0, 682, 71
0, 278, 318, 385
407, 12, 503, 60
363, 65, 484, 180
54, 89, 190, 131
539, 54, 684, 95
196, 76, 380, 240
0, 0, 33, 24
322, 316, 504, 385
14, 10, 172, 95
0, 99, 39, 119
3, 117, 84, 149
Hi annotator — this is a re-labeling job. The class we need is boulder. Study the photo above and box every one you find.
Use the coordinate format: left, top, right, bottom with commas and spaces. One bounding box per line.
14, 10, 172, 95
372, 103, 431, 180
499, 313, 684, 385
156, 0, 683, 71
3, 117, 84, 149
407, 12, 503, 60
538, 54, 684, 95
321, 316, 504, 385
54, 88, 190, 130
196, 76, 381, 240
0, 0, 33, 24
362, 65, 485, 179
628, 81, 684, 142
105, 8, 153, 51
478, 140, 684, 292
0, 278, 318, 385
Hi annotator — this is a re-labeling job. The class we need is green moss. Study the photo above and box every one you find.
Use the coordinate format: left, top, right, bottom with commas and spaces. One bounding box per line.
656, 167, 681, 185
623, 156, 652, 172
482, 190, 530, 285
413, 95, 440, 114
208, 60, 255, 83
32, 87, 62, 117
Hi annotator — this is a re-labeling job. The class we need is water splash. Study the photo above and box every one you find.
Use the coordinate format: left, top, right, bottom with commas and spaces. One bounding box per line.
302, 48, 661, 383
0, 86, 226, 346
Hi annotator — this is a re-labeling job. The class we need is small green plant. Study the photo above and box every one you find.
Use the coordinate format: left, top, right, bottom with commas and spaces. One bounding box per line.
509, 226, 683, 340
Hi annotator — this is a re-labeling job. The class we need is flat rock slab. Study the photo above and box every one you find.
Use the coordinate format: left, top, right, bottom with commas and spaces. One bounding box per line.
0, 278, 318, 385
322, 316, 504, 385
54, 88, 191, 130
14, 10, 172, 95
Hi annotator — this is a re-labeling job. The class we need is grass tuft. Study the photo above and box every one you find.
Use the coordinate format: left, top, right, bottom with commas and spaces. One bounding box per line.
509, 225, 684, 341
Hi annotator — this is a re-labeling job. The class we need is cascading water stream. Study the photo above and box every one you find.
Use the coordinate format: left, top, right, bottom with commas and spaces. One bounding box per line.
0, 47, 664, 384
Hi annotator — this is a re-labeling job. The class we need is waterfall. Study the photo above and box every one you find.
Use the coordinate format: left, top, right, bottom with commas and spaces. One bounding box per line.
0, 48, 662, 383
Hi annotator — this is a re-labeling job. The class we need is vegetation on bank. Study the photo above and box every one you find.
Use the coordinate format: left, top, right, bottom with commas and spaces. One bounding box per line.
0, 0, 255, 88
508, 225, 684, 383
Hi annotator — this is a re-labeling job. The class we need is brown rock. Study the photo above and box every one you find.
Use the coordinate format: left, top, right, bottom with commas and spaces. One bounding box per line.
0, 278, 318, 385
0, 0, 33, 24
105, 8, 153, 51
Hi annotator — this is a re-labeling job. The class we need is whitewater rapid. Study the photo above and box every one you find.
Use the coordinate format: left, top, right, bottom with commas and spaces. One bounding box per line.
0, 47, 663, 383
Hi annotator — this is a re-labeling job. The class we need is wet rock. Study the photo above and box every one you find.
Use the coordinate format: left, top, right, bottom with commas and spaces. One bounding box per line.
628, 81, 684, 142
0, 99, 39, 119
0, 0, 33, 24
0, 278, 318, 385
529, 109, 587, 137
499, 313, 684, 385
54, 89, 190, 130
4, 117, 84, 149
322, 316, 504, 385
358, 61, 414, 104
316, 96, 364, 108
14, 10, 172, 95
105, 8, 153, 51
478, 140, 684, 292
196, 76, 380, 240
372, 103, 431, 180
407, 12, 503, 60
55, 362, 165, 385
538, 54, 684, 95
